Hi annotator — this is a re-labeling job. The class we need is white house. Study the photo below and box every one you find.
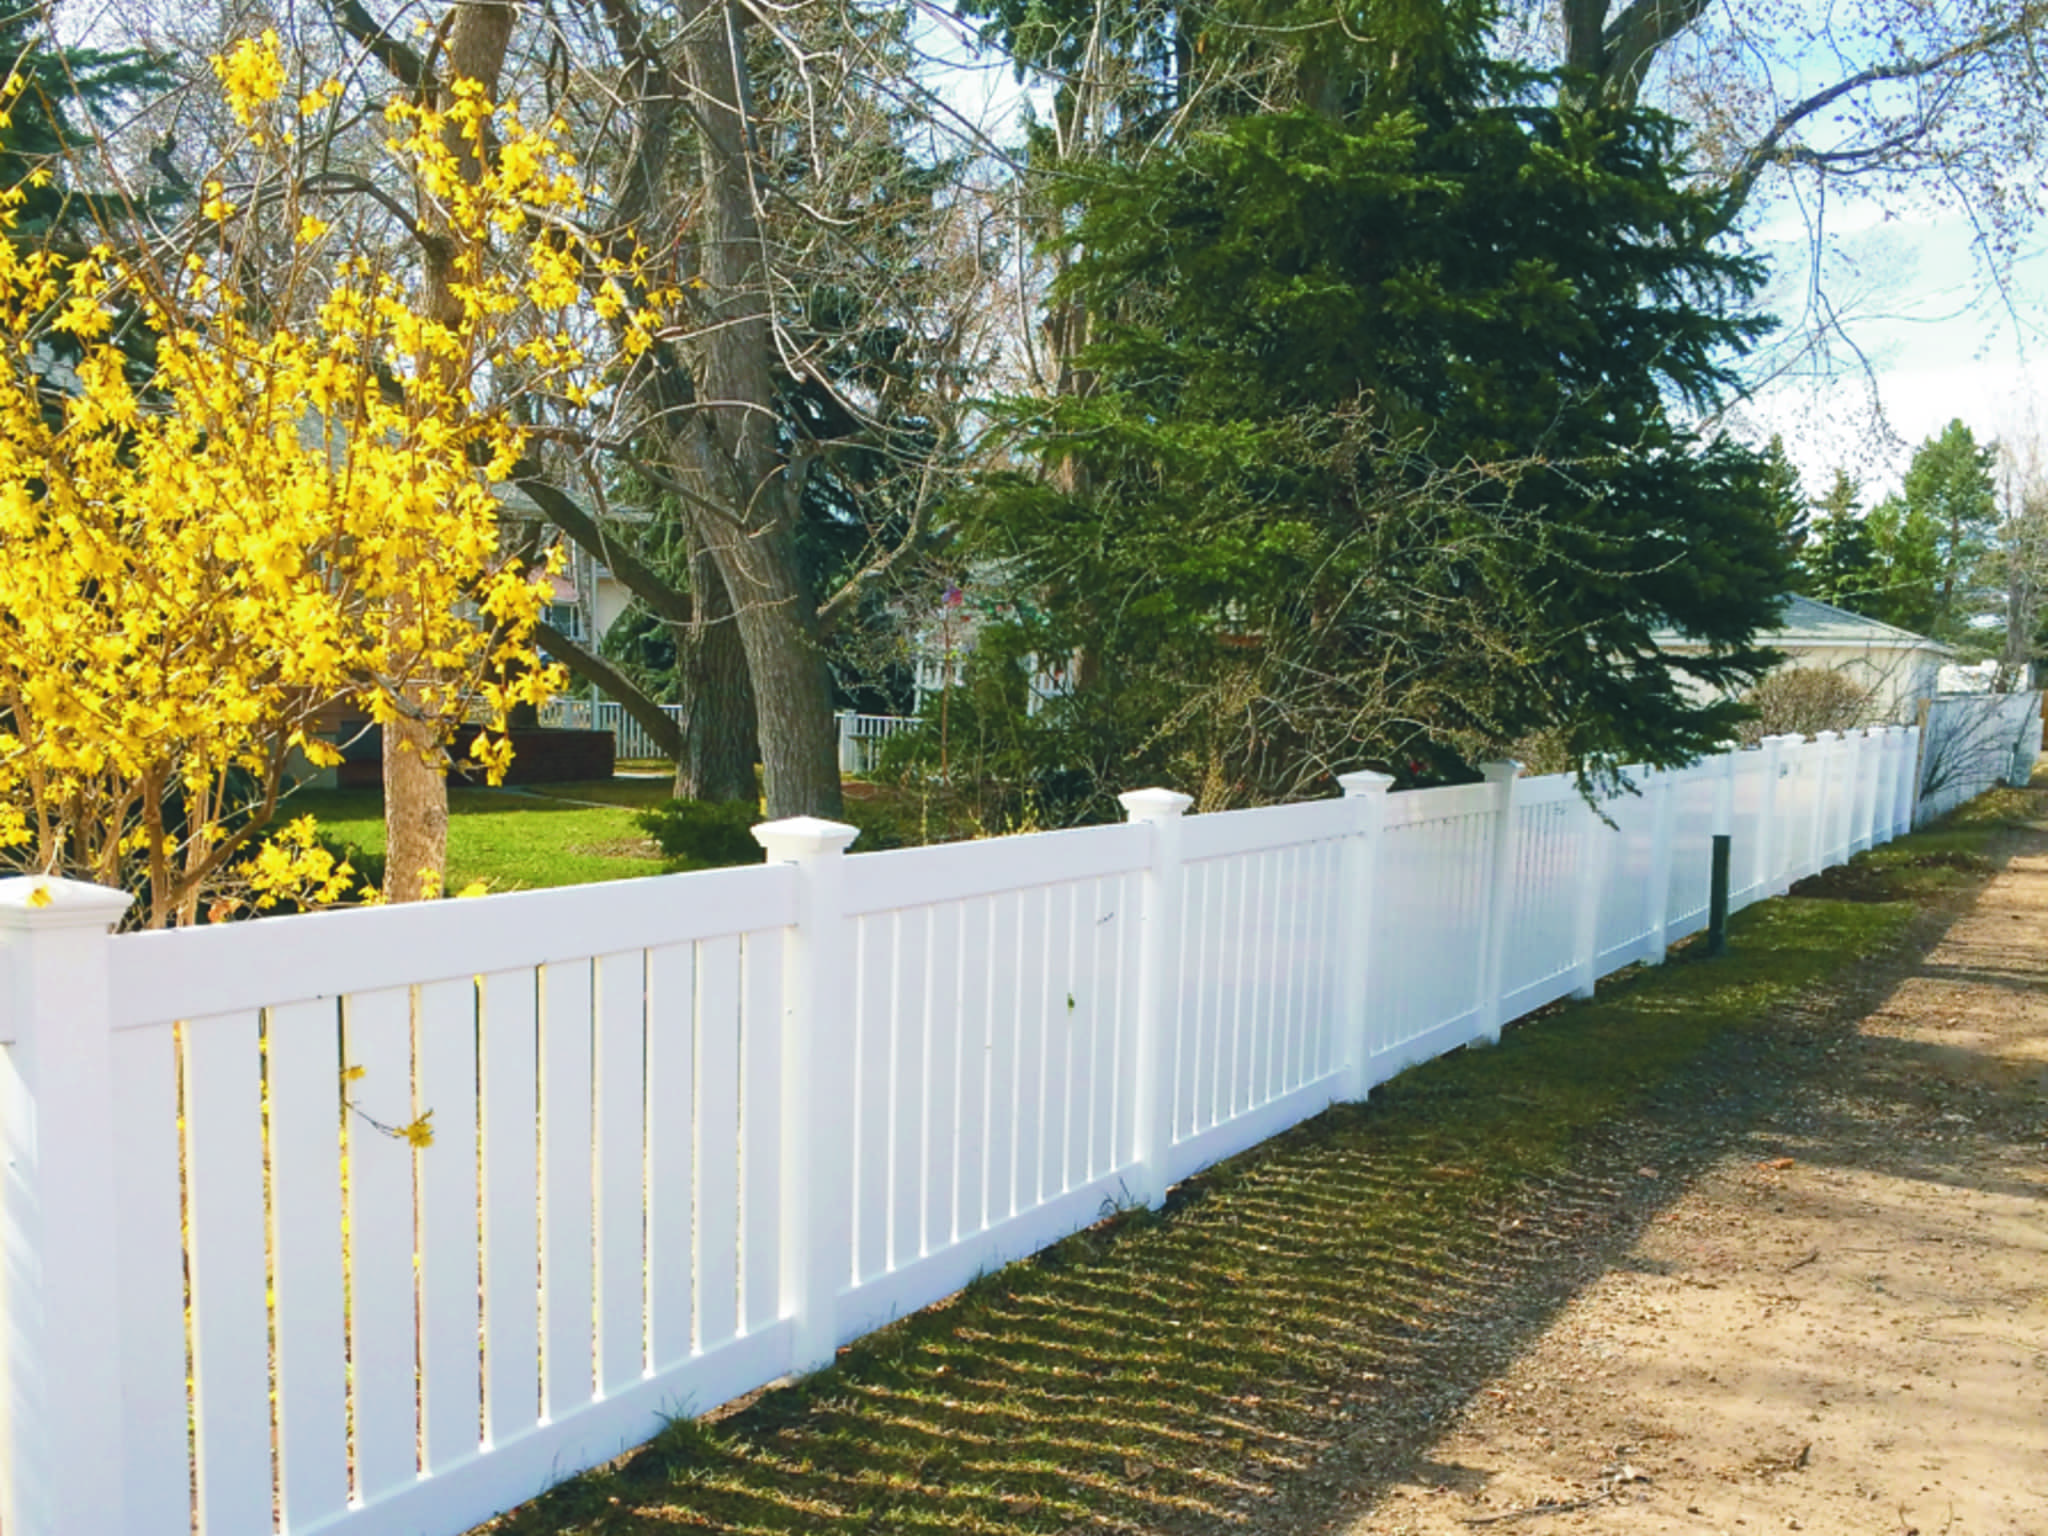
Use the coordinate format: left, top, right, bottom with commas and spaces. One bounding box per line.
1653, 592, 1952, 723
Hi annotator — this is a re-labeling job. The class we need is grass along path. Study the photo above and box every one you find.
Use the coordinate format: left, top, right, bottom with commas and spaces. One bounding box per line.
471, 796, 2029, 1536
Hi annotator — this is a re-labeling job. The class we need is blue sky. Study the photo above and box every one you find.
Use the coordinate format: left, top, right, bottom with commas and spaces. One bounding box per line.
1729, 198, 2048, 503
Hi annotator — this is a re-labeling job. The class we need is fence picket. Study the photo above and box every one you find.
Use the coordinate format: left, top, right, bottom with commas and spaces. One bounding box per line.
740, 931, 784, 1336
645, 942, 696, 1371
344, 985, 421, 1501
925, 901, 961, 1252
1038, 882, 1072, 1203
109, 1023, 190, 1536
268, 998, 351, 1524
182, 1011, 276, 1534
694, 936, 743, 1352
416, 978, 484, 1472
955, 897, 992, 1239
594, 952, 647, 1394
539, 961, 597, 1419
479, 969, 541, 1444
894, 906, 931, 1267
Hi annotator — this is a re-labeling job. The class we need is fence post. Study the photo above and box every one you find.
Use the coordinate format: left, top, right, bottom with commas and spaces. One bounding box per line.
1120, 788, 1194, 1209
0, 876, 136, 1536
1336, 771, 1395, 1099
1645, 766, 1676, 964
1755, 735, 1784, 900
1909, 700, 1931, 828
751, 815, 861, 1374
1859, 727, 1882, 852
1704, 748, 1738, 956
2013, 691, 2044, 786
1896, 723, 1916, 837
1570, 784, 1608, 1000
1474, 760, 1522, 1043
1843, 729, 1863, 853
835, 711, 857, 776
1842, 728, 1864, 857
1891, 723, 1912, 834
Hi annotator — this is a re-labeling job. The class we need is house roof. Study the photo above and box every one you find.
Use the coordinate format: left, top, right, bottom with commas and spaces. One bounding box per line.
1654, 593, 1954, 655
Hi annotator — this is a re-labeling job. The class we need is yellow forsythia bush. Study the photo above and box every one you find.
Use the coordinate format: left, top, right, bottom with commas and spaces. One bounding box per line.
0, 39, 665, 925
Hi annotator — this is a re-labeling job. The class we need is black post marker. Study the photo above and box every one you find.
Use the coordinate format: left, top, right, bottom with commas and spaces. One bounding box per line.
1707, 833, 1731, 957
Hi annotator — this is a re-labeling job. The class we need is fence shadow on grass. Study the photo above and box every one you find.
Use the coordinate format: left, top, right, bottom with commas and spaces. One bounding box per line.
476, 809, 2031, 1536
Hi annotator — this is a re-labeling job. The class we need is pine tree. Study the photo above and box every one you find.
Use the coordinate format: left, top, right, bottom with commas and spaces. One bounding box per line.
965, 9, 1791, 808
0, 11, 170, 244
1806, 471, 1880, 612
1863, 490, 1941, 633
1900, 419, 1999, 646
1760, 435, 1810, 588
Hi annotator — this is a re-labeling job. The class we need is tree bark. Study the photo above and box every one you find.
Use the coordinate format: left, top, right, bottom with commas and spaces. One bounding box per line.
676, 532, 759, 801
675, 0, 842, 817
382, 0, 516, 902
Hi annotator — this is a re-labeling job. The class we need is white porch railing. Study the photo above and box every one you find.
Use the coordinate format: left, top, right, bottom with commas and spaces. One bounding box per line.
837, 709, 920, 774
0, 725, 1984, 1536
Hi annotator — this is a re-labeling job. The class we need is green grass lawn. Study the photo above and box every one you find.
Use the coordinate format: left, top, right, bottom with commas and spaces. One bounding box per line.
286, 781, 674, 893
465, 794, 2033, 1536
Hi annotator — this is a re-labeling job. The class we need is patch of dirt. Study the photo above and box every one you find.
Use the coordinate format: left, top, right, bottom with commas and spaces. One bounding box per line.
1789, 850, 1990, 903
1335, 820, 2048, 1536
569, 835, 662, 859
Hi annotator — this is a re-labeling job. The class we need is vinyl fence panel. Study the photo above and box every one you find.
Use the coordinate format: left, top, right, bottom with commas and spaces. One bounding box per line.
0, 727, 1942, 1536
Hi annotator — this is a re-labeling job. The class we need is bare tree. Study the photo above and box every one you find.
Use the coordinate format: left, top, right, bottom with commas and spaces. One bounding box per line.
1997, 431, 2048, 690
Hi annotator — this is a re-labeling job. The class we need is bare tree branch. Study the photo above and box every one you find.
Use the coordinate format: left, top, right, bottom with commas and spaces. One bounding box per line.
1722, 10, 2046, 216
533, 617, 688, 762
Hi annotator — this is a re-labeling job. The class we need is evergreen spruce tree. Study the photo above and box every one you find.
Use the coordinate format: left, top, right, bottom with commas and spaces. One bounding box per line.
0, 11, 170, 244
963, 5, 1790, 810
1806, 471, 1880, 612
1760, 434, 1810, 589
1900, 419, 1999, 646
1863, 489, 1941, 633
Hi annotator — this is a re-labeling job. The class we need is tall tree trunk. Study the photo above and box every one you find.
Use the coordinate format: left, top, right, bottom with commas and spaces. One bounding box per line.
383, 0, 515, 901
676, 535, 759, 801
677, 0, 842, 817
587, 0, 763, 802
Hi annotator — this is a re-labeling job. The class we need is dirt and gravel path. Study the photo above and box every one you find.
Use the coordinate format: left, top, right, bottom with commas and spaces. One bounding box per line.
1347, 821, 2048, 1536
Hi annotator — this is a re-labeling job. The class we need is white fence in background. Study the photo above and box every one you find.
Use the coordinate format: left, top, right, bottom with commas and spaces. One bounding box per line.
1914, 690, 2043, 824
838, 709, 920, 774
0, 726, 1967, 1536
538, 697, 685, 763
538, 699, 920, 772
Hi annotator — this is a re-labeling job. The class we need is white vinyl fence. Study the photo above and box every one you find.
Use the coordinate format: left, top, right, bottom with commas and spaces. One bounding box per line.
1914, 690, 2043, 824
0, 727, 1940, 1536
538, 697, 684, 763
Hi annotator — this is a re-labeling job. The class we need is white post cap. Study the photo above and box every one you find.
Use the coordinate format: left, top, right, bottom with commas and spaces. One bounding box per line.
0, 876, 133, 933
1118, 788, 1194, 821
1479, 760, 1523, 783
1337, 769, 1395, 796
752, 817, 860, 863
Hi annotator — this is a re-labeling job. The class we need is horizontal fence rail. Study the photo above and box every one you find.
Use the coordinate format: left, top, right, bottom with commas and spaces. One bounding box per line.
6, 722, 2031, 1536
